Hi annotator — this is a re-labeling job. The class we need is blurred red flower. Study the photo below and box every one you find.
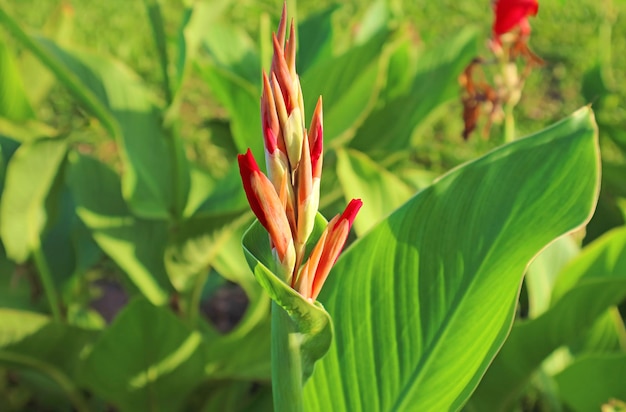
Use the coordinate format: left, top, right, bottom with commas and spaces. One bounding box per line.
492, 0, 539, 39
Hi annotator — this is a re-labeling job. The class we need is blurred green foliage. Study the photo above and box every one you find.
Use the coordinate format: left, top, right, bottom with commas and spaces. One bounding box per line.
0, 0, 623, 411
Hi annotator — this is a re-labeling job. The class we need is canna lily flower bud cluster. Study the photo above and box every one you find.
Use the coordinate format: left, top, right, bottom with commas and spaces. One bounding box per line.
238, 5, 362, 301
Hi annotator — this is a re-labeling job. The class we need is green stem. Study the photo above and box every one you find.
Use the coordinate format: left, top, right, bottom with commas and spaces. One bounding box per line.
164, 121, 186, 220
599, 0, 614, 83
0, 7, 121, 139
144, 0, 186, 221
503, 103, 515, 143
609, 306, 626, 350
271, 301, 303, 412
0, 350, 91, 412
32, 246, 62, 323
188, 269, 209, 326
143, 0, 173, 105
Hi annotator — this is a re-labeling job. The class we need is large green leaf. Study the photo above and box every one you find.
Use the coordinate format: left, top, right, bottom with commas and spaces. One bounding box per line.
185, 1, 265, 159
554, 354, 626, 412
78, 298, 205, 412
349, 28, 477, 154
303, 108, 599, 411
470, 225, 626, 411
0, 39, 35, 121
0, 8, 117, 137
0, 137, 67, 262
0, 261, 34, 311
379, 33, 419, 103
0, 309, 95, 376
353, 0, 389, 45
0, 135, 18, 196
41, 184, 81, 285
67, 152, 171, 305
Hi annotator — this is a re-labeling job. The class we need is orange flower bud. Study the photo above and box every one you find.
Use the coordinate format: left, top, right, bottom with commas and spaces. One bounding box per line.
238, 149, 296, 276
296, 199, 363, 300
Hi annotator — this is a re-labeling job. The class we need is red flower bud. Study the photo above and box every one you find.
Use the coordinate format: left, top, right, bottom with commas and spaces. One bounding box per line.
296, 199, 363, 300
238, 149, 295, 274
492, 0, 538, 38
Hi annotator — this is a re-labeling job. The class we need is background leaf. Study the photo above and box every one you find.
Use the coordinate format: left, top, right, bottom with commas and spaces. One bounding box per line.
0, 137, 67, 262
0, 38, 35, 121
301, 31, 388, 143
78, 298, 205, 412
303, 108, 599, 411
197, 64, 262, 159
555, 354, 626, 412
335, 148, 414, 235
0, 308, 97, 411
165, 213, 250, 293
350, 28, 478, 154
470, 225, 626, 411
297, 5, 338, 73
525, 235, 580, 318
67, 153, 171, 305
